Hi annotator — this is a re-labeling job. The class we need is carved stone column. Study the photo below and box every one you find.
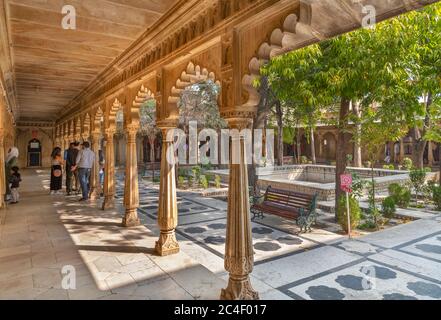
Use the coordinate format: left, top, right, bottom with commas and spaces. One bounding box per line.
102, 128, 116, 210
122, 124, 141, 227
65, 137, 71, 151
155, 123, 179, 256
90, 131, 102, 200
221, 118, 259, 300
0, 128, 5, 209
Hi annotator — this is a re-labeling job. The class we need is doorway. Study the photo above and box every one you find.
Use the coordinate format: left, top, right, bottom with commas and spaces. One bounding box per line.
28, 138, 42, 167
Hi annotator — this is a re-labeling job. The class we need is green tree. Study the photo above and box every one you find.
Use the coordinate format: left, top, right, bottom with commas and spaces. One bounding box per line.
140, 99, 160, 179
263, 19, 407, 218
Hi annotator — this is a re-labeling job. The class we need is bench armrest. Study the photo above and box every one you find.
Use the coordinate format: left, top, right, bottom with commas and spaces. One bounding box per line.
250, 194, 265, 205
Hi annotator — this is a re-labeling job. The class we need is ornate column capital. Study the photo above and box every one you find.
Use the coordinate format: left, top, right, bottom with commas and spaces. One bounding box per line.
220, 110, 255, 126
91, 130, 101, 140
105, 127, 116, 136
82, 133, 90, 141
125, 123, 139, 137
157, 118, 178, 130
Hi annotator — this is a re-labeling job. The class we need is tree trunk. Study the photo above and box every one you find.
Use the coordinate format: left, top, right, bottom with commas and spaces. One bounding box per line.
310, 127, 316, 164
439, 144, 441, 185
296, 128, 302, 163
150, 136, 155, 181
412, 93, 433, 169
249, 76, 273, 194
335, 98, 351, 220
353, 101, 362, 168
275, 101, 284, 166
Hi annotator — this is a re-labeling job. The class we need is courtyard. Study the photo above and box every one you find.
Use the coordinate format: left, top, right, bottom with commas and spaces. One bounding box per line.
1, 169, 440, 300
1, 0, 441, 304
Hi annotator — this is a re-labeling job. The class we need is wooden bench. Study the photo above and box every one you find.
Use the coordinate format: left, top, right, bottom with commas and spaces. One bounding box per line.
250, 186, 318, 232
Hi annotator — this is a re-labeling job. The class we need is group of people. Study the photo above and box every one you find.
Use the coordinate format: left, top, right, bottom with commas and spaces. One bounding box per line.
50, 141, 98, 202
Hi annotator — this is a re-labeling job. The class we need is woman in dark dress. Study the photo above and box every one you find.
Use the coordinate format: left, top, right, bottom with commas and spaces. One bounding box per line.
50, 147, 63, 195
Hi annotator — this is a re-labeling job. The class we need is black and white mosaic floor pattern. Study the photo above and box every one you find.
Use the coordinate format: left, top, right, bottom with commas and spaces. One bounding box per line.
114, 175, 441, 300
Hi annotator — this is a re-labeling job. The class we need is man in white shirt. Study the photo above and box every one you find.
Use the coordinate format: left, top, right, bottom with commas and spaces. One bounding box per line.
72, 141, 96, 201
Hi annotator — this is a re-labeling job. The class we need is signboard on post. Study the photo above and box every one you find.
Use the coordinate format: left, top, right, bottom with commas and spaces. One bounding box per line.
341, 174, 353, 239
341, 174, 353, 193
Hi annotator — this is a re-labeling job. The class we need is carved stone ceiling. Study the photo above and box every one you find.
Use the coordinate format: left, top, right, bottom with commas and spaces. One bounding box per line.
3, 0, 177, 121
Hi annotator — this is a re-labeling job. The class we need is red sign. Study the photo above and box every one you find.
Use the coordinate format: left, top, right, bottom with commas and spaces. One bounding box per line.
341, 174, 353, 193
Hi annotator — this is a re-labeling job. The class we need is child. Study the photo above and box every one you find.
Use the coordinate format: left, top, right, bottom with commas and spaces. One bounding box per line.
9, 166, 22, 204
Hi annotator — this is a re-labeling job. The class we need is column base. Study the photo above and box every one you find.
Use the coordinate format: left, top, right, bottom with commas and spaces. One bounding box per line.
155, 230, 180, 256
101, 196, 115, 210
220, 275, 259, 300
122, 209, 141, 227
89, 189, 101, 201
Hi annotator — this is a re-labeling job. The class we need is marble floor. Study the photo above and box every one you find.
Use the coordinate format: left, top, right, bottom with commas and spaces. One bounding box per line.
1, 169, 440, 300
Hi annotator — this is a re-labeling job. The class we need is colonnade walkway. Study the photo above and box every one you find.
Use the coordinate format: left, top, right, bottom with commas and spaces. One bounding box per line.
1, 169, 441, 300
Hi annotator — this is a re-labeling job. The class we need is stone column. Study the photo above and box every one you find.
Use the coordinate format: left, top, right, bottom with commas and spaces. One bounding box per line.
65, 137, 71, 151
155, 125, 179, 256
122, 124, 141, 227
102, 128, 116, 210
90, 131, 102, 200
221, 118, 259, 300
0, 128, 5, 209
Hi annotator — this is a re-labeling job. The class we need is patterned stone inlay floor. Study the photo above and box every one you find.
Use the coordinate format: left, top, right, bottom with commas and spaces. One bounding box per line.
73, 173, 441, 300
286, 261, 441, 300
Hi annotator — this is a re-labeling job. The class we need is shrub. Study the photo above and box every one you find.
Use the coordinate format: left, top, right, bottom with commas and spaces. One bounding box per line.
187, 175, 194, 186
381, 196, 397, 219
178, 176, 185, 188
300, 156, 309, 164
383, 164, 395, 170
337, 195, 361, 233
409, 168, 428, 202
351, 173, 367, 200
388, 183, 411, 208
199, 175, 209, 189
192, 166, 201, 181
402, 157, 413, 171
214, 175, 222, 189
346, 154, 353, 166
432, 185, 441, 211
367, 206, 383, 229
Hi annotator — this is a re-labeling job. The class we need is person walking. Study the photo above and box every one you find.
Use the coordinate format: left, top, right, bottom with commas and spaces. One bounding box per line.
9, 166, 22, 204
72, 142, 95, 201
50, 147, 63, 195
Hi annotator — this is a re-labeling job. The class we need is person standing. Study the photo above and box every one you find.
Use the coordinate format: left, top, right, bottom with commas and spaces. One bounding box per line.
65, 142, 79, 195
50, 147, 63, 195
9, 166, 22, 204
4, 147, 19, 202
72, 142, 95, 201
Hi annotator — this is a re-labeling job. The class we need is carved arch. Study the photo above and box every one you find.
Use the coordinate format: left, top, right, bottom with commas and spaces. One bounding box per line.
129, 85, 155, 124
74, 116, 82, 138
82, 113, 91, 138
242, 3, 320, 108
68, 119, 75, 138
92, 106, 104, 132
168, 61, 221, 107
